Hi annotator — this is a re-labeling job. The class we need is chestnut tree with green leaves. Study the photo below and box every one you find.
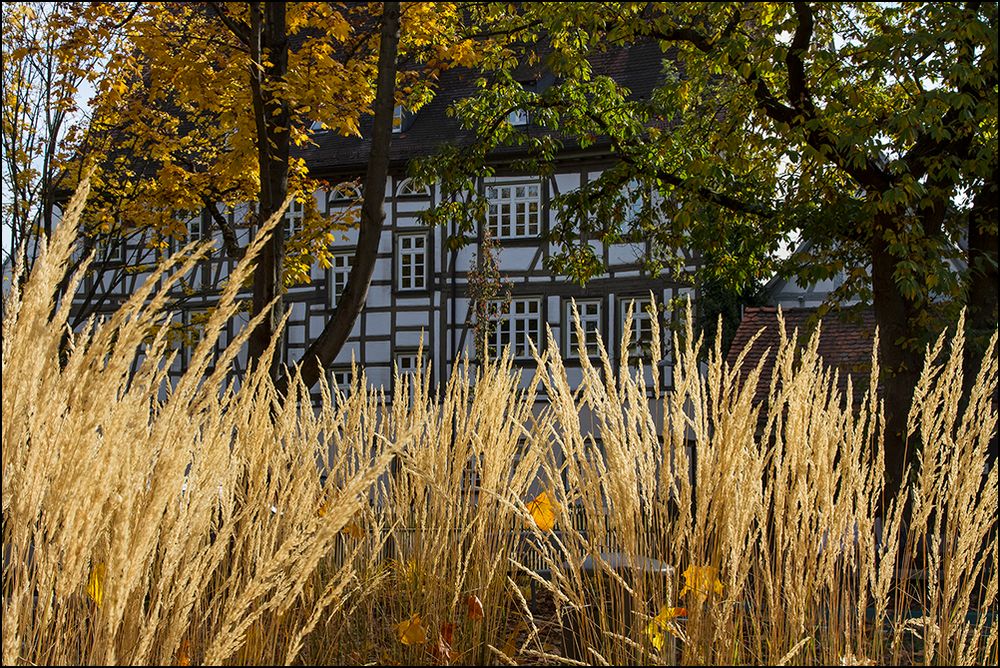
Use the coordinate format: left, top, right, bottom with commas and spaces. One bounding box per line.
417, 1, 998, 497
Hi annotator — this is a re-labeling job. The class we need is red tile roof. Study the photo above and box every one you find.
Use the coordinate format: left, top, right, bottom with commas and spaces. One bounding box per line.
726, 306, 878, 407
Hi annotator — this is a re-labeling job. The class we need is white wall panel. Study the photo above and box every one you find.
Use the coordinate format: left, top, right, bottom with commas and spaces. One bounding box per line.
395, 329, 429, 349
499, 247, 536, 272
608, 243, 643, 266
363, 340, 390, 364
367, 284, 392, 309
366, 311, 390, 334
396, 309, 430, 328
334, 341, 361, 365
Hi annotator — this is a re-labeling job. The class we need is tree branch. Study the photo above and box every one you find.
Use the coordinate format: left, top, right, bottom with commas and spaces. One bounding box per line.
650, 8, 893, 192
280, 1, 402, 395
579, 109, 777, 218
207, 1, 252, 47
201, 196, 245, 259
785, 2, 816, 115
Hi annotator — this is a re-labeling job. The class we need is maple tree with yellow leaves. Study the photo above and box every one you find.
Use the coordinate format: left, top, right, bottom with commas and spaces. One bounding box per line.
5, 1, 504, 381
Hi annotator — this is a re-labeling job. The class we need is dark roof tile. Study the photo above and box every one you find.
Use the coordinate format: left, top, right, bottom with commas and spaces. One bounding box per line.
725, 306, 877, 407
298, 41, 670, 176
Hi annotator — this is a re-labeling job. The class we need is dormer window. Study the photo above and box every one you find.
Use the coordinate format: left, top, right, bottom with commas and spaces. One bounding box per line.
393, 105, 404, 133
508, 108, 529, 126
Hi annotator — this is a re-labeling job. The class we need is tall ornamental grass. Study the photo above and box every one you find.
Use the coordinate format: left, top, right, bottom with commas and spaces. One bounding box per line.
2, 180, 996, 665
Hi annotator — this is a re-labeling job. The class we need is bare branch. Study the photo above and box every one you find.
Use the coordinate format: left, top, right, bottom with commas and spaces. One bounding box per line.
207, 1, 252, 47
201, 196, 246, 260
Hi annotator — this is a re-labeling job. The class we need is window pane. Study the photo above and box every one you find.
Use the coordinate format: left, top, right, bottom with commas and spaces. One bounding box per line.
485, 182, 541, 240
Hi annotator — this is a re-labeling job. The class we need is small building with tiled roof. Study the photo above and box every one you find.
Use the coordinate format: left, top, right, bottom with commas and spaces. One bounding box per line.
725, 306, 878, 408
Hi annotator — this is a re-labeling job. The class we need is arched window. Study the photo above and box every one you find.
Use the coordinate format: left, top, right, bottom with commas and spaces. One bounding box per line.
395, 177, 430, 198
327, 182, 362, 210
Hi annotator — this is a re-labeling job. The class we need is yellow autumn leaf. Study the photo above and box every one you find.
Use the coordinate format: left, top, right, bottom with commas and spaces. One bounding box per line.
526, 490, 558, 532
680, 565, 724, 602
341, 520, 363, 539
645, 605, 686, 651
173, 639, 192, 666
646, 618, 666, 651
394, 558, 421, 589
87, 562, 106, 607
396, 613, 428, 645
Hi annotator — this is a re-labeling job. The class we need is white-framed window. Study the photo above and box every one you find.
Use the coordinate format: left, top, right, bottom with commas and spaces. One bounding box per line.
98, 236, 125, 264
619, 296, 656, 360
329, 367, 352, 395
564, 299, 602, 359
622, 179, 646, 225
394, 351, 421, 401
331, 252, 352, 304
395, 351, 421, 378
283, 198, 304, 239
184, 307, 217, 373
508, 108, 529, 126
169, 213, 203, 254
392, 104, 405, 133
396, 177, 430, 197
185, 213, 203, 242
490, 297, 542, 360
186, 308, 209, 346
486, 182, 541, 239
328, 183, 361, 209
397, 232, 427, 291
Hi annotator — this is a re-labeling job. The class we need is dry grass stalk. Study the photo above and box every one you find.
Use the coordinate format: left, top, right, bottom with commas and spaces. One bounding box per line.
2, 179, 996, 665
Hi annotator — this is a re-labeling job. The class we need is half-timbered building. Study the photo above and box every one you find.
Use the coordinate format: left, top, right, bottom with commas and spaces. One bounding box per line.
69, 43, 698, 409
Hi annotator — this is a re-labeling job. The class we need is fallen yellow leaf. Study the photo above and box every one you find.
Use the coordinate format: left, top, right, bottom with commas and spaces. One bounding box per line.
87, 563, 106, 607
341, 520, 363, 539
526, 490, 558, 532
646, 605, 686, 651
680, 565, 723, 602
173, 639, 191, 666
396, 613, 428, 645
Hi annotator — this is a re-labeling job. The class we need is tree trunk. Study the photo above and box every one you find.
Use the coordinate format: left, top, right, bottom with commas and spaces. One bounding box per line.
870, 224, 923, 502
277, 1, 401, 396
965, 169, 999, 460
246, 1, 290, 379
